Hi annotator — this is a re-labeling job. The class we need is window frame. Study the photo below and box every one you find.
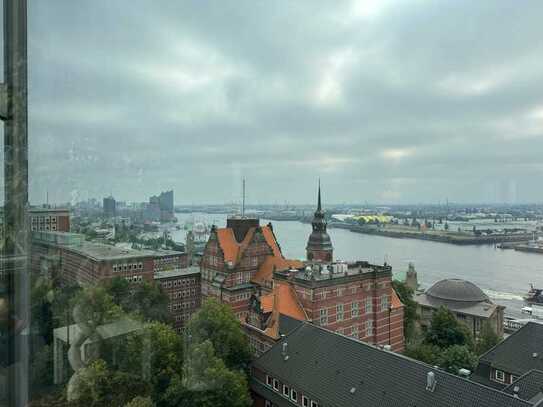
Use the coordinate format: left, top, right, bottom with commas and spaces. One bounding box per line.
494, 369, 505, 382
290, 388, 298, 402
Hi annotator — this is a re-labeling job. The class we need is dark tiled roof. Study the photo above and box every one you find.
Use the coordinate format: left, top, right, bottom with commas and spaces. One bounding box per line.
504, 370, 543, 403
278, 314, 303, 336
479, 322, 543, 376
253, 323, 530, 407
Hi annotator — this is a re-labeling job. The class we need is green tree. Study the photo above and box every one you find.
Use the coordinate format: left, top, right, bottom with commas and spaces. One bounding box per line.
392, 280, 418, 341
114, 322, 184, 402
71, 286, 122, 330
425, 307, 474, 350
437, 345, 478, 374
163, 340, 251, 407
404, 343, 441, 366
476, 322, 501, 355
71, 359, 150, 407
124, 396, 155, 407
102, 277, 171, 323
187, 299, 251, 372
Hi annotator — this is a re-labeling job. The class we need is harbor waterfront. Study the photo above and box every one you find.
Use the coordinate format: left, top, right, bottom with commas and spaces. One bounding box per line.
172, 212, 542, 319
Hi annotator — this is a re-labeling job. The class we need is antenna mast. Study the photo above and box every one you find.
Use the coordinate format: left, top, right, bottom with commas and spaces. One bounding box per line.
242, 177, 246, 218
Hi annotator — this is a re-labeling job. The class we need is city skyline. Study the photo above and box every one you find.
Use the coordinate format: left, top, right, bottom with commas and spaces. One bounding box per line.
15, 0, 543, 204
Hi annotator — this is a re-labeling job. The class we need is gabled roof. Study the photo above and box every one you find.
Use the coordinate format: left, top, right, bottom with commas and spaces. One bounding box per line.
478, 322, 543, 376
252, 255, 303, 286
214, 225, 263, 265
253, 323, 530, 407
261, 282, 307, 321
391, 289, 403, 310
504, 369, 543, 403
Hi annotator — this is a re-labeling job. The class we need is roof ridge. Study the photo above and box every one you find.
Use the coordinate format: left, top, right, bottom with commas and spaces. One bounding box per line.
266, 322, 532, 405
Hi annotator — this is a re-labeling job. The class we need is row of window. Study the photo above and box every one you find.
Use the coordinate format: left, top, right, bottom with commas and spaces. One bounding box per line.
32, 216, 58, 223
230, 292, 251, 302
113, 262, 144, 272
161, 278, 197, 289
171, 289, 197, 299
31, 224, 58, 231
154, 256, 180, 266
169, 301, 197, 311
265, 375, 318, 407
125, 275, 143, 283
319, 296, 390, 325
337, 321, 373, 337
174, 313, 192, 322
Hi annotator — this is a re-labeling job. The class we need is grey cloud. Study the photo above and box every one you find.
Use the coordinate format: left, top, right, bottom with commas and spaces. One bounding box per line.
19, 0, 543, 204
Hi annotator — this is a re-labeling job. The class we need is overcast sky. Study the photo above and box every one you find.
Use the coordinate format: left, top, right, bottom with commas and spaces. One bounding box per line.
16, 1, 543, 205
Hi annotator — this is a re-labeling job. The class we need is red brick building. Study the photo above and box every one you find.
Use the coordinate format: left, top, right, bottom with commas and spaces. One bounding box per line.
201, 217, 301, 320
30, 207, 70, 232
155, 266, 201, 333
201, 186, 404, 352
31, 231, 187, 286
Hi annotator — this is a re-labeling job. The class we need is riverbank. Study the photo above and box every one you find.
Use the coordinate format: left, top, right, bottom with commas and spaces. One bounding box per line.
328, 222, 538, 245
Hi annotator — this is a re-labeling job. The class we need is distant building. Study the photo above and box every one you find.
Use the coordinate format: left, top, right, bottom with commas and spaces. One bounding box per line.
103, 196, 116, 218
31, 231, 187, 286
155, 266, 201, 333
251, 322, 528, 407
473, 322, 543, 389
30, 207, 70, 232
146, 190, 174, 222
415, 278, 504, 339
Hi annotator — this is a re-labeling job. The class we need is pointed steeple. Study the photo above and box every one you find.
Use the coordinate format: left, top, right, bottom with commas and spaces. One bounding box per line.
317, 178, 322, 212
306, 179, 333, 262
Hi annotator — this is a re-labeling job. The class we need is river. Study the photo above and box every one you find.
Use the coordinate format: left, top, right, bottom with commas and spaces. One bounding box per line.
171, 212, 543, 318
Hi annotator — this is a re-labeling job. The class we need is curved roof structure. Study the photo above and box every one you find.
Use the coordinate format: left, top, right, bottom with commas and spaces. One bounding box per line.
426, 278, 488, 303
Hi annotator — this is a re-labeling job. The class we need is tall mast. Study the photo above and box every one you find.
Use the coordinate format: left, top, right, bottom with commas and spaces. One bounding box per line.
242, 177, 245, 217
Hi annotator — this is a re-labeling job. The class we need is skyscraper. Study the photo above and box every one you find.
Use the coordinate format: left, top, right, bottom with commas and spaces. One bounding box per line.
103, 196, 116, 218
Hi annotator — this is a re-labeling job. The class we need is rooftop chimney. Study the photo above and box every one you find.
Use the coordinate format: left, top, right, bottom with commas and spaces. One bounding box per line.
458, 368, 471, 378
426, 371, 436, 392
282, 342, 289, 361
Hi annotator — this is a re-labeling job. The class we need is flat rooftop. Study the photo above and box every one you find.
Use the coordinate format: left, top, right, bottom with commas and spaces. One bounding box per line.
154, 266, 200, 279
285, 261, 391, 282
33, 231, 184, 261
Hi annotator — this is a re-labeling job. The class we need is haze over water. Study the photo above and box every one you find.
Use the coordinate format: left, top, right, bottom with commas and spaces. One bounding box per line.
174, 212, 542, 318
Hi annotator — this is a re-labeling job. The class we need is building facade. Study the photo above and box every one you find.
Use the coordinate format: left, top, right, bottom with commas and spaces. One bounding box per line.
103, 196, 116, 218
31, 231, 187, 286
30, 207, 70, 232
155, 266, 201, 333
273, 261, 404, 351
201, 217, 292, 319
415, 278, 505, 339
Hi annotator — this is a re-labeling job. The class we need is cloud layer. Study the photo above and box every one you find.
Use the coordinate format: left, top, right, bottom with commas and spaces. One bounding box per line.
19, 0, 543, 204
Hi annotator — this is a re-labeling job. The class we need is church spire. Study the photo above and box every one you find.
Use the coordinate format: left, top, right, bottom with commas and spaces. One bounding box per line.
317, 178, 322, 212
306, 179, 333, 262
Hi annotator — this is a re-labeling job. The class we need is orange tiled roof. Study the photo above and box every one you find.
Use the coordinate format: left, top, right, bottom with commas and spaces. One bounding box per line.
215, 226, 258, 264
261, 226, 282, 258
252, 255, 304, 286
216, 228, 240, 263
391, 289, 404, 309
215, 225, 286, 267
260, 282, 307, 321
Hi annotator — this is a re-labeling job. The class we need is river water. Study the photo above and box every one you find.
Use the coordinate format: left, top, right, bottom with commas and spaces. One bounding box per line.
171, 213, 543, 318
